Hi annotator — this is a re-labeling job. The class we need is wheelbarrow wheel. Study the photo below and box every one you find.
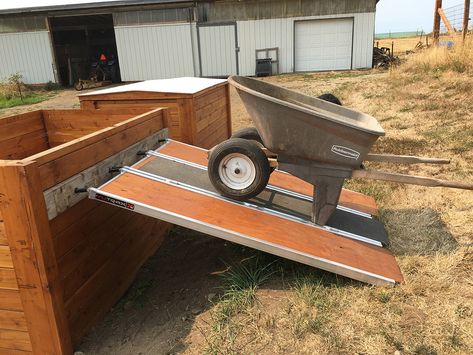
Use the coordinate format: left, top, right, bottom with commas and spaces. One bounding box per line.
208, 138, 270, 201
231, 127, 264, 146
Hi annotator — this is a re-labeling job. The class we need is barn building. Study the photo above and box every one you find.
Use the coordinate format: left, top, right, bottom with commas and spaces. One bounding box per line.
0, 0, 379, 85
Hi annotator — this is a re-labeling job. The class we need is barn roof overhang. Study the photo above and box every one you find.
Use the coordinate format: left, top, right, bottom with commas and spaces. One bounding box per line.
0, 0, 195, 15
0, 0, 380, 16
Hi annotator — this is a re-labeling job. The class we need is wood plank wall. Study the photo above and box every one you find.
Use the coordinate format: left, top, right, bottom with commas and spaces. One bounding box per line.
50, 199, 170, 344
42, 110, 143, 147
0, 93, 230, 353
39, 108, 172, 345
0, 162, 72, 354
193, 85, 232, 149
78, 82, 232, 148
0, 213, 32, 354
0, 111, 47, 353
0, 111, 48, 160
81, 99, 184, 142
0, 108, 172, 353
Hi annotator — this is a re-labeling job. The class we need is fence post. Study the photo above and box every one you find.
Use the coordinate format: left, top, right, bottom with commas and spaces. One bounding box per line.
463, 0, 471, 41
433, 0, 443, 44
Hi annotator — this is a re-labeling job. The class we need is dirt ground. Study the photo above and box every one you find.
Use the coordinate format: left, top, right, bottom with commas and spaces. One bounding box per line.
376, 35, 427, 56
80, 64, 473, 353
2, 44, 472, 354
0, 89, 77, 118
375, 34, 462, 57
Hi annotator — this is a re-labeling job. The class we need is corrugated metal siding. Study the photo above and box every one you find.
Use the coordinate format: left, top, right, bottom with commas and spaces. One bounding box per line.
0, 31, 54, 84
237, 12, 375, 75
198, 24, 237, 77
114, 23, 195, 81
113, 12, 374, 80
199, 0, 376, 22
190, 23, 200, 76
352, 12, 375, 69
238, 18, 293, 76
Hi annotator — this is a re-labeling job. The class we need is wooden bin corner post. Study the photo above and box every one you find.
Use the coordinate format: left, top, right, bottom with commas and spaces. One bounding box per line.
0, 161, 72, 355
225, 82, 232, 137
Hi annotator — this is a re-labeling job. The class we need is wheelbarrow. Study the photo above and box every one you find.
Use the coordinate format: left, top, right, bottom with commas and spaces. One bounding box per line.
208, 75, 473, 225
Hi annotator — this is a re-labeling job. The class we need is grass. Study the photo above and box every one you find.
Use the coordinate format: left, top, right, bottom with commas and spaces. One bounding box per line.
215, 257, 274, 322
401, 38, 473, 75
186, 39, 473, 354
0, 92, 53, 109
201, 256, 275, 354
373, 136, 429, 155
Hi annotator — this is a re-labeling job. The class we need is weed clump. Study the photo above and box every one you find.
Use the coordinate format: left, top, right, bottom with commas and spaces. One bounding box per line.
400, 39, 473, 75
0, 73, 54, 109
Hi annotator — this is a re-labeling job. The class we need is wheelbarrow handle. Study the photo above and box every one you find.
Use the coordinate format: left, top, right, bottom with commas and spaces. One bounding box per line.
365, 153, 450, 165
352, 169, 473, 190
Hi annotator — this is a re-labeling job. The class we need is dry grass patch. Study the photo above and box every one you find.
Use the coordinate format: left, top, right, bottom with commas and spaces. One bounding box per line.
190, 41, 473, 355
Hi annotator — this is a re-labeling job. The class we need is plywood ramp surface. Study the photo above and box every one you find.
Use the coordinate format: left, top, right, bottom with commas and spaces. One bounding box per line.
97, 171, 402, 285
156, 140, 379, 216
92, 140, 402, 285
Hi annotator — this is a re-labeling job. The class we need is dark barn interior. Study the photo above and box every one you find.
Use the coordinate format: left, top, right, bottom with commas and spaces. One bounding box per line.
49, 14, 121, 86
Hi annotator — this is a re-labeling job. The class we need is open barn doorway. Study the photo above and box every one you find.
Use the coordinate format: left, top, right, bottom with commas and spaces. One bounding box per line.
49, 14, 121, 87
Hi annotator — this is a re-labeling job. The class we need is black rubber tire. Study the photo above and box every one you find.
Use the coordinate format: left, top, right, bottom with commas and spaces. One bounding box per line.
208, 138, 270, 201
318, 93, 342, 106
231, 127, 264, 146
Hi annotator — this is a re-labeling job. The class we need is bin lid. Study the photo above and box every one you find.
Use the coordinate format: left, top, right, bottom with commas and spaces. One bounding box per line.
79, 77, 227, 96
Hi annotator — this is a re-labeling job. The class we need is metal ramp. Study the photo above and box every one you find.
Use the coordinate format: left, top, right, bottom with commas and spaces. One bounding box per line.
88, 140, 403, 286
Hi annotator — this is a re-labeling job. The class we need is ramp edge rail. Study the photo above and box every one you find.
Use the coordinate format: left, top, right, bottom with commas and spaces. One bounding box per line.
120, 166, 383, 247
88, 187, 396, 286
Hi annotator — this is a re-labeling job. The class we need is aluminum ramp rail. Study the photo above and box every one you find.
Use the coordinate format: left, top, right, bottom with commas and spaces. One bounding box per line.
89, 140, 403, 286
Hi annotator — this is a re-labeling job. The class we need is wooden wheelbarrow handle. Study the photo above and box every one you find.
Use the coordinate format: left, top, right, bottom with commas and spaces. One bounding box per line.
365, 153, 450, 165
352, 169, 473, 190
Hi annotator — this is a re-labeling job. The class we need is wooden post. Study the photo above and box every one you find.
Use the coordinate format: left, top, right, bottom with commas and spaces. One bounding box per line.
433, 0, 443, 44
464, 0, 471, 40
225, 82, 233, 138
0, 161, 72, 355
438, 7, 455, 34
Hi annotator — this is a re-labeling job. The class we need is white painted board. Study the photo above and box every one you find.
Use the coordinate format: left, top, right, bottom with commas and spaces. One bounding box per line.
80, 77, 226, 96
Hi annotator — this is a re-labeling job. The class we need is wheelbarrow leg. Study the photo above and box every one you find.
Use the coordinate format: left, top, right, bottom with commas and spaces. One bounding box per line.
312, 176, 344, 225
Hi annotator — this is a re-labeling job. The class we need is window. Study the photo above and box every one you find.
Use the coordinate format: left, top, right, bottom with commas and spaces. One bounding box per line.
113, 8, 192, 26
0, 15, 47, 33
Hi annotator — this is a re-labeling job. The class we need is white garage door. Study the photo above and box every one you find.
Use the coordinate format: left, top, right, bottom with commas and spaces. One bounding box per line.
295, 18, 353, 72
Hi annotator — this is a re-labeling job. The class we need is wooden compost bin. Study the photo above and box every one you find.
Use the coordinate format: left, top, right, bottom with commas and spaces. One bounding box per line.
78, 77, 232, 149
0, 108, 172, 354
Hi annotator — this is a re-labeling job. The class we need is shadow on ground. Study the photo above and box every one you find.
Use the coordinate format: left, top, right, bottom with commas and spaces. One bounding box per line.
381, 208, 458, 256
77, 226, 249, 354
77, 207, 459, 354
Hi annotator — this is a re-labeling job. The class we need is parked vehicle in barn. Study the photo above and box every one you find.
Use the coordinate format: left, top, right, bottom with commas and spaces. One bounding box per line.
75, 53, 119, 90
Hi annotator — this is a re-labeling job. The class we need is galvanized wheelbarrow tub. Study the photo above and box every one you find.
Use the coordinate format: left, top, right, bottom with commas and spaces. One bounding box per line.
223, 76, 473, 225
229, 75, 384, 169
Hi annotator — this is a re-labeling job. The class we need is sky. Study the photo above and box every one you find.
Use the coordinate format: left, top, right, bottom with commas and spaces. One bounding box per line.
375, 0, 466, 33
0, 0, 469, 34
